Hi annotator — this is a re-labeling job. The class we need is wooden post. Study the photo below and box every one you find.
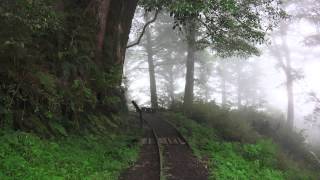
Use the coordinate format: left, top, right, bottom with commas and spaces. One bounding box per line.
131, 101, 143, 128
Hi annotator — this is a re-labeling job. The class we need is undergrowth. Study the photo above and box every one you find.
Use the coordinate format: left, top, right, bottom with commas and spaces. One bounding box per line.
0, 130, 140, 180
164, 111, 319, 180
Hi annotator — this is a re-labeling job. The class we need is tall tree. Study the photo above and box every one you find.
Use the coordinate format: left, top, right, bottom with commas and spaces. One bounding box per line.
217, 62, 228, 106
0, 0, 139, 132
269, 23, 295, 129
153, 13, 186, 106
143, 0, 284, 108
144, 12, 158, 109
216, 57, 265, 108
194, 51, 214, 102
137, 0, 282, 109
183, 20, 197, 108
95, 0, 111, 62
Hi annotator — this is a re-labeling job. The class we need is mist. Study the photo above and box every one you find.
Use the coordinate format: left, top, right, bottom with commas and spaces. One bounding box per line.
4, 0, 320, 178
124, 1, 320, 146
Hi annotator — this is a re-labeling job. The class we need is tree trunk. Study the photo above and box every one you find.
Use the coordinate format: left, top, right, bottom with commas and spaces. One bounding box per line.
145, 13, 158, 109
281, 24, 294, 129
168, 66, 175, 105
237, 71, 242, 109
221, 73, 227, 106
102, 0, 138, 80
54, 0, 64, 11
95, 0, 111, 63
282, 40, 294, 129
199, 65, 210, 102
183, 20, 196, 108
286, 70, 294, 129
95, 0, 138, 112
104, 0, 138, 65
218, 65, 227, 106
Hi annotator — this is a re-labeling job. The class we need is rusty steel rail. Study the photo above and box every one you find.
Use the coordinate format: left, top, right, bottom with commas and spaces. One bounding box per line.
131, 101, 194, 180
131, 101, 162, 180
162, 117, 191, 149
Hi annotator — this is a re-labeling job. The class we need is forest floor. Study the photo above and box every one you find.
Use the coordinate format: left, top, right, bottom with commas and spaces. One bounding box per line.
120, 113, 208, 180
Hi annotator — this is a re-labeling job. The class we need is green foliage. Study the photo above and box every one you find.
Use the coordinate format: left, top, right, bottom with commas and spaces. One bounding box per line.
177, 102, 260, 142
164, 110, 320, 179
0, 130, 139, 179
141, 0, 284, 55
0, 0, 126, 134
211, 141, 283, 180
49, 121, 68, 137
87, 114, 119, 133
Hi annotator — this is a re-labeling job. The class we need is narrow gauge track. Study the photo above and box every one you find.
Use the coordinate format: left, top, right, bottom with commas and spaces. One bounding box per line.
143, 113, 208, 180
121, 103, 208, 180
119, 113, 161, 180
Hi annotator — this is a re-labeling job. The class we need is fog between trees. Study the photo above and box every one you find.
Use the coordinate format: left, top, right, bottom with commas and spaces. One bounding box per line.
124, 1, 320, 145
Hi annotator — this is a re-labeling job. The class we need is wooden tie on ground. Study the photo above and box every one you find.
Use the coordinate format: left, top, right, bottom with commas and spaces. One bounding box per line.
140, 137, 186, 145
120, 113, 208, 180
120, 129, 160, 180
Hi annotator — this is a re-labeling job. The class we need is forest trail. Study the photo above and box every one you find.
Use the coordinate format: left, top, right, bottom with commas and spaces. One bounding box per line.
120, 113, 208, 180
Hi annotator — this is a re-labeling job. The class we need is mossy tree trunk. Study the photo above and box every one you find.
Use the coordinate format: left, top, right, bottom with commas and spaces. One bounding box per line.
95, 0, 138, 112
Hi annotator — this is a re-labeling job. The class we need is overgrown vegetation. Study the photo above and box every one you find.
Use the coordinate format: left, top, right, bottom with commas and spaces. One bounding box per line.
0, 129, 139, 179
0, 0, 126, 135
0, 1, 141, 179
165, 102, 320, 179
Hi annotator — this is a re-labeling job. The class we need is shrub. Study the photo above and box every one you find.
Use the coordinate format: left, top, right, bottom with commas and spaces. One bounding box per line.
164, 109, 320, 179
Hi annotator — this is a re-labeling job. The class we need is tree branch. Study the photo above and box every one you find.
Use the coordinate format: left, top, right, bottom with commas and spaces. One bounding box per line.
126, 10, 159, 49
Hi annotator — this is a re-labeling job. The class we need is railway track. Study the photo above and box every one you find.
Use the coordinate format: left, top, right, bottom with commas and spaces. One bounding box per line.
142, 115, 189, 180
121, 103, 208, 180
143, 113, 208, 180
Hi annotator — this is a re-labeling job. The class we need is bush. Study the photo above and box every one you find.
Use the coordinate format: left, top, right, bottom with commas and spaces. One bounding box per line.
164, 110, 320, 180
175, 102, 316, 168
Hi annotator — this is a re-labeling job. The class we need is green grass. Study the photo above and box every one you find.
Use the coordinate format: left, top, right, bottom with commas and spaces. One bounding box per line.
164, 112, 319, 180
0, 130, 140, 180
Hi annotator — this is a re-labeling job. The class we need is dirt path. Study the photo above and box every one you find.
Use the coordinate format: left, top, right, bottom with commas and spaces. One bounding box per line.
120, 113, 208, 180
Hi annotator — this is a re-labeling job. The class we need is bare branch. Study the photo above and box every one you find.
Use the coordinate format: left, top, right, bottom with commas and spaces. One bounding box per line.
126, 10, 159, 49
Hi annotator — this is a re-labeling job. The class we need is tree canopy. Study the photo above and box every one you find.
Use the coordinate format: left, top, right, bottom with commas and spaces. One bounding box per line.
140, 0, 284, 56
